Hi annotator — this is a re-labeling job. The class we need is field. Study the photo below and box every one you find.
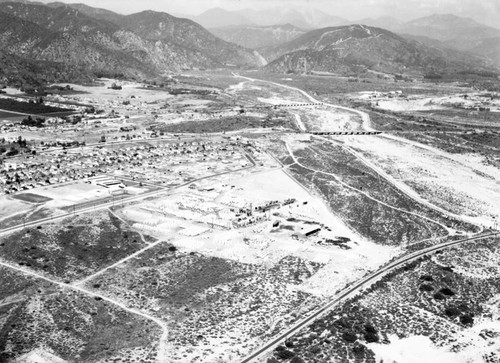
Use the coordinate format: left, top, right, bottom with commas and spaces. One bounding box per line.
176, 71, 244, 90
243, 71, 470, 99
0, 180, 150, 229
420, 109, 500, 125
0, 205, 55, 230
11, 193, 53, 203
366, 108, 462, 132
0, 210, 147, 281
0, 110, 24, 119
269, 236, 500, 363
154, 114, 298, 133
0, 98, 69, 115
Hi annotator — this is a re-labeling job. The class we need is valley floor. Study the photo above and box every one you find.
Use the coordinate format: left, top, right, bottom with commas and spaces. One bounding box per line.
0, 72, 499, 363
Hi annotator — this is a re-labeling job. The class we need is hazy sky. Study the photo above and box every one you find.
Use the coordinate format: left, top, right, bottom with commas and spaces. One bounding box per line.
38, 0, 500, 26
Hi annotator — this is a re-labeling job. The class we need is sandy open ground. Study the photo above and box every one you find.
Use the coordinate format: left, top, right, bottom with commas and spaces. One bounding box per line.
122, 168, 398, 297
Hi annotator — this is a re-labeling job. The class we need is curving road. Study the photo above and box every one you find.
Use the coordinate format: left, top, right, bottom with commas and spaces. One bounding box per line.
241, 230, 499, 363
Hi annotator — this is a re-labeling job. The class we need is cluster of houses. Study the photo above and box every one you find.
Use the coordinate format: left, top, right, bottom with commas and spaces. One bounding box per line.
0, 139, 244, 195
1, 161, 99, 194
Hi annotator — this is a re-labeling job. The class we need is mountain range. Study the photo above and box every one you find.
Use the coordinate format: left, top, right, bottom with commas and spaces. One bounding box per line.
191, 7, 347, 30
0, 1, 264, 86
0, 0, 498, 88
210, 24, 307, 49
202, 9, 499, 66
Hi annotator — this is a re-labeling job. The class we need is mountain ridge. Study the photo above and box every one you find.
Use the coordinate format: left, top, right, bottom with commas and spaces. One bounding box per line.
193, 7, 254, 28
261, 24, 498, 76
210, 24, 306, 49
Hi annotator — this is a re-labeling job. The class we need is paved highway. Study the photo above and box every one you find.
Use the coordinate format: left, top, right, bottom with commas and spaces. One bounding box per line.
241, 231, 499, 363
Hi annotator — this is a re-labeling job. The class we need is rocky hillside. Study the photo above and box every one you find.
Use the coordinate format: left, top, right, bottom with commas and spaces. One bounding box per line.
117, 11, 265, 68
470, 38, 500, 66
262, 24, 497, 76
0, 2, 263, 85
0, 49, 92, 87
210, 24, 306, 49
46, 1, 125, 25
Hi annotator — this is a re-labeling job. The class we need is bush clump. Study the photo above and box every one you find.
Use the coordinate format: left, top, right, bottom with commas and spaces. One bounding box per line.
439, 287, 456, 296
364, 324, 377, 334
310, 345, 321, 354
420, 275, 434, 282
433, 292, 446, 300
364, 331, 380, 343
342, 331, 358, 343
460, 314, 474, 326
444, 307, 461, 317
353, 344, 365, 356
276, 349, 295, 359
419, 284, 434, 292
